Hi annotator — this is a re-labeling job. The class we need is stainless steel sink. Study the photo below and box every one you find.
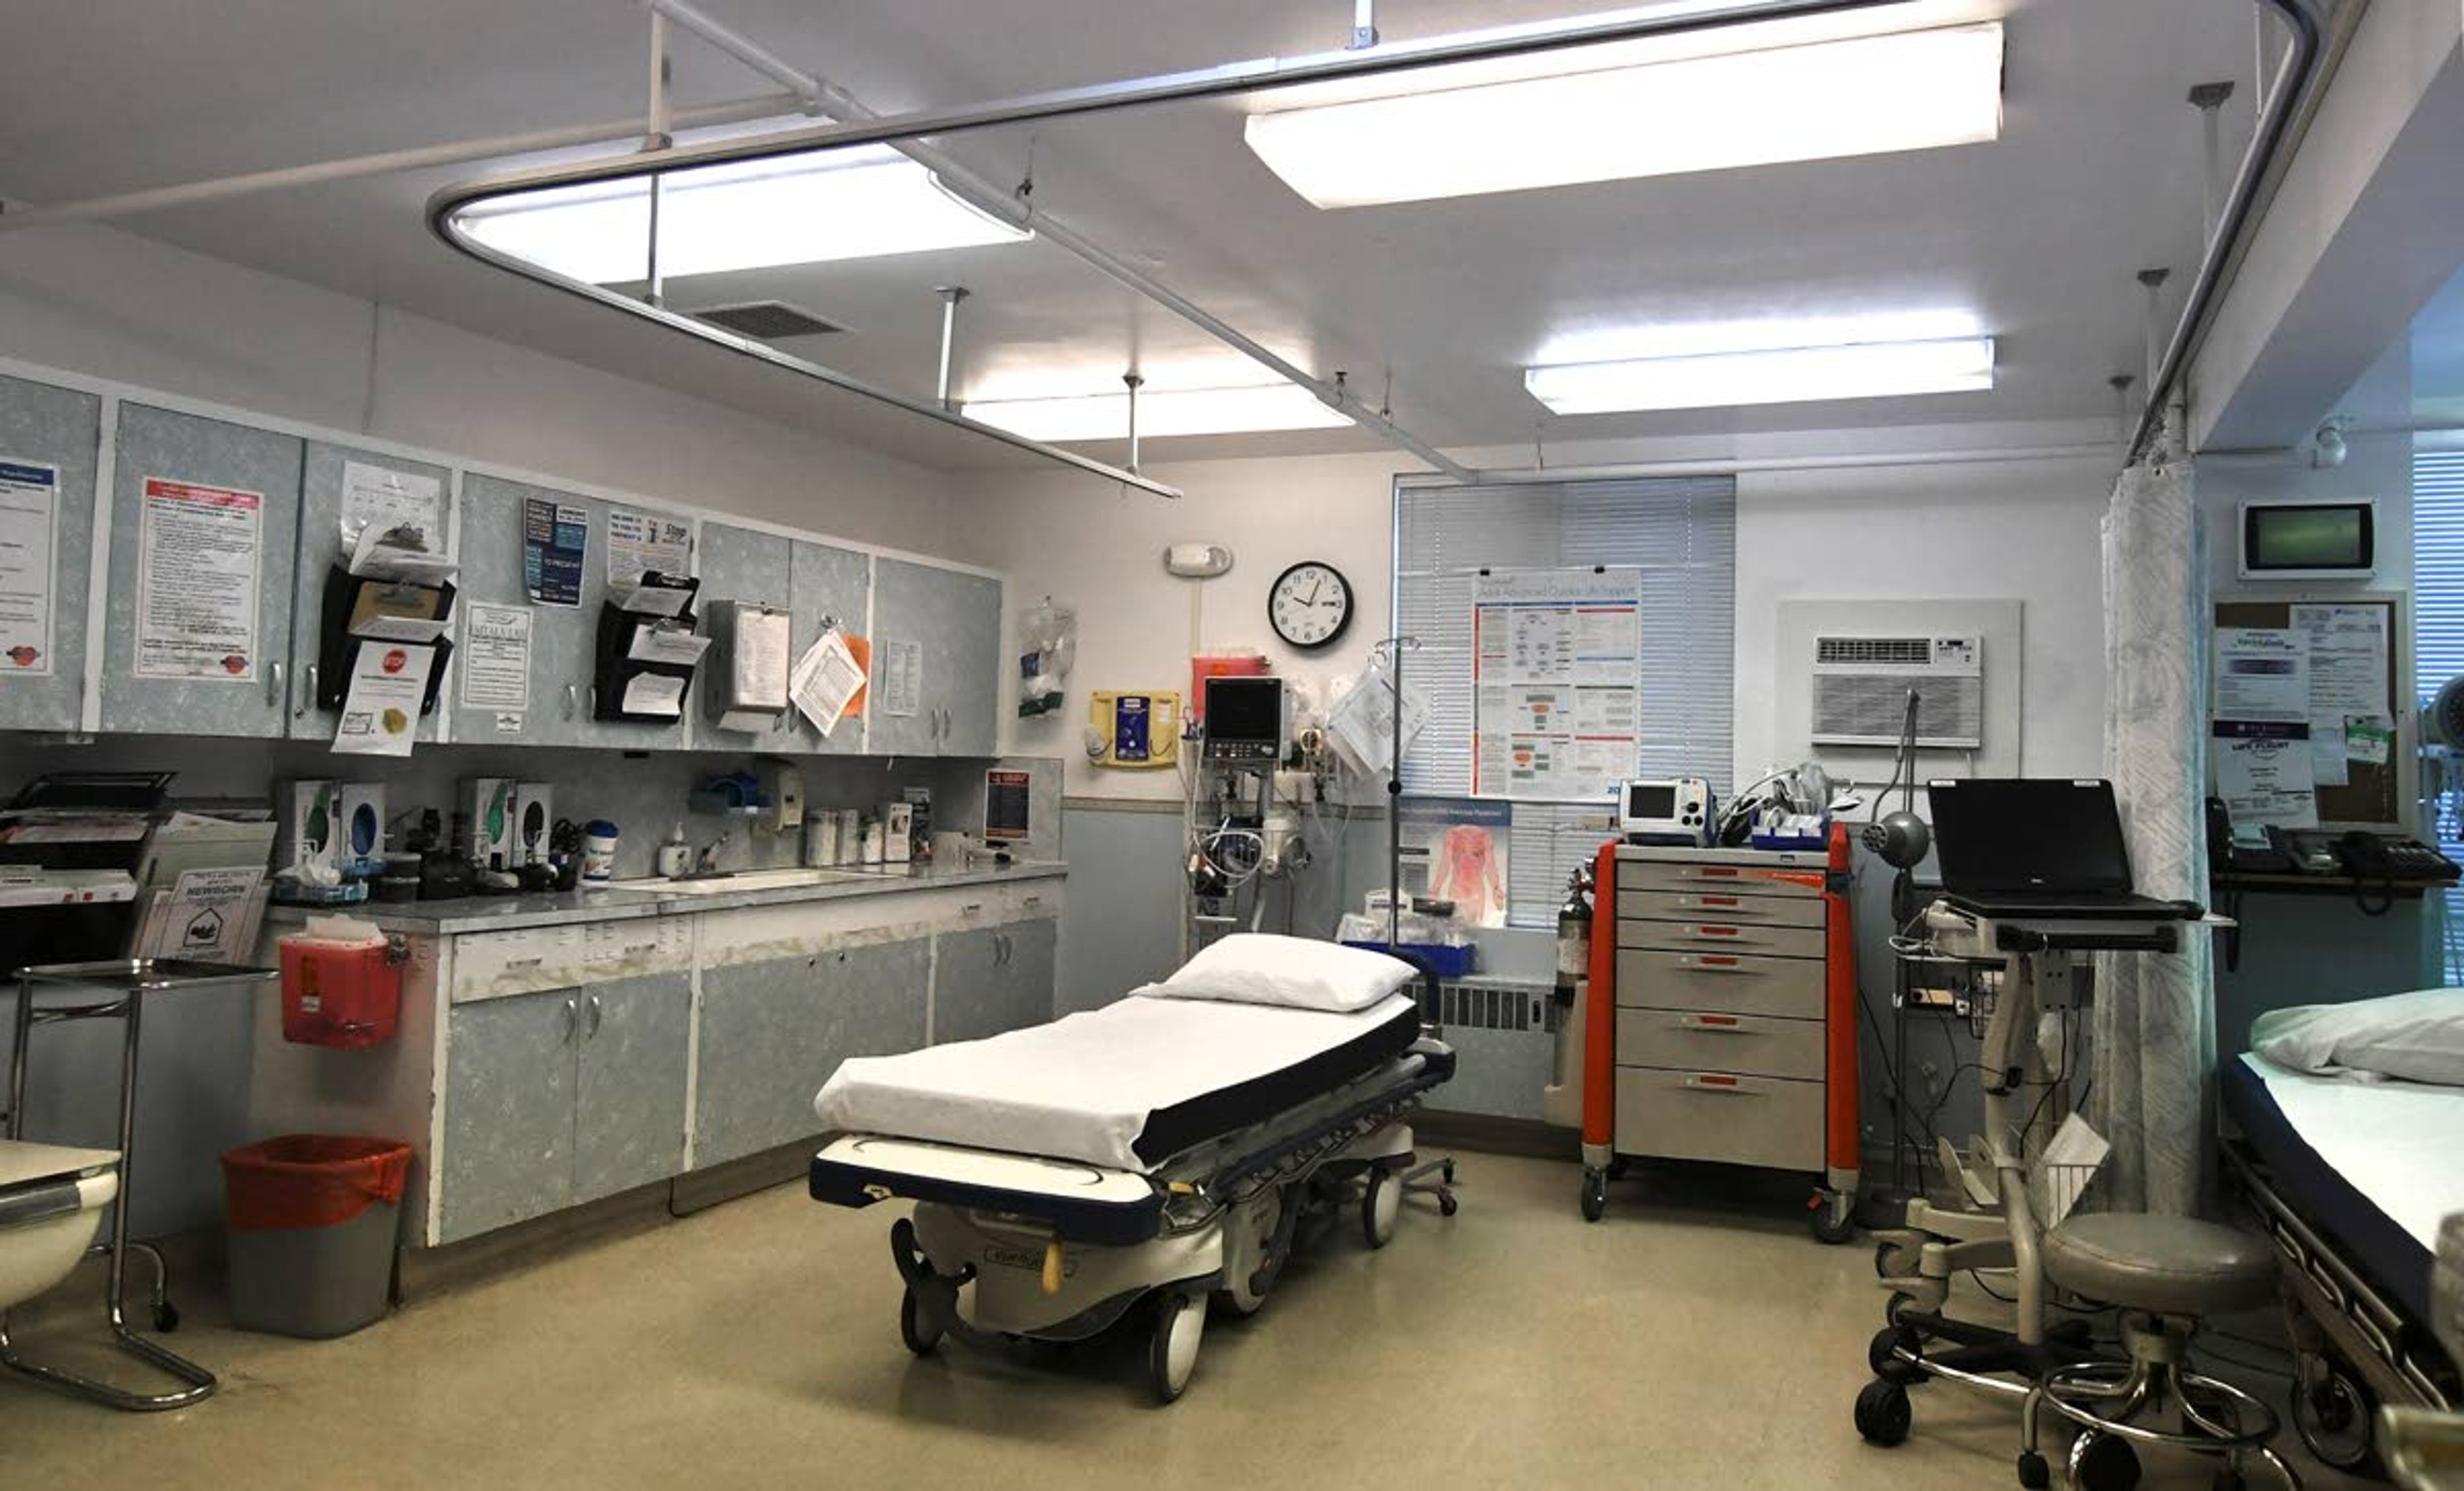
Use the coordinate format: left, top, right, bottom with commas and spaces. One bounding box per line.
615, 868, 864, 896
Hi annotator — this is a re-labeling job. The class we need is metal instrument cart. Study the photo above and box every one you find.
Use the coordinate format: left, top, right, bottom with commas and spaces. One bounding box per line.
1, 958, 276, 1411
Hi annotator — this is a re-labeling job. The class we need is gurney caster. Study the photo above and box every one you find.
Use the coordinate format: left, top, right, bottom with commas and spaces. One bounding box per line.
1150, 1291, 1206, 1404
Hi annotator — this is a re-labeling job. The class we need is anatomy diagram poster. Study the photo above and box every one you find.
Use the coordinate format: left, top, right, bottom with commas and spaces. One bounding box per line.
1469, 568, 1641, 801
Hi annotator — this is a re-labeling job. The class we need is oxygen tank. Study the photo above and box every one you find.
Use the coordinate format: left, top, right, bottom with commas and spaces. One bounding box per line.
1541, 861, 1595, 1128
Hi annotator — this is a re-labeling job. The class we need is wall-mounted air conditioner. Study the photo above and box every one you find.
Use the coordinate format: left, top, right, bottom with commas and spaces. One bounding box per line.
1810, 634, 1983, 749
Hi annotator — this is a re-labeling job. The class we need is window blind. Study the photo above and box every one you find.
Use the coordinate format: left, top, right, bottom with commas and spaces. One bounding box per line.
2414, 451, 2464, 979
1392, 476, 1738, 925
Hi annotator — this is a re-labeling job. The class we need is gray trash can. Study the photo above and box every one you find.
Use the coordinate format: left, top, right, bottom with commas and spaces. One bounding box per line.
220, 1135, 410, 1338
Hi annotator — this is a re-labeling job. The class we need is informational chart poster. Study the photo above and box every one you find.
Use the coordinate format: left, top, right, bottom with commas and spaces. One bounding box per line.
0, 458, 60, 675
2211, 627, 2318, 828
607, 508, 691, 588
522, 496, 587, 607
134, 477, 263, 681
1469, 568, 1641, 800
459, 602, 533, 714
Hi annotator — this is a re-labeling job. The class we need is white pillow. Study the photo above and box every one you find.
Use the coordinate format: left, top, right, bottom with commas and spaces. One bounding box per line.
1133, 933, 1421, 1014
2252, 988, 2464, 1087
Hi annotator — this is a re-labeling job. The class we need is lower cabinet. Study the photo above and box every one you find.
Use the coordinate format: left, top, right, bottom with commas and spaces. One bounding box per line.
692, 935, 931, 1170
438, 972, 690, 1244
932, 918, 1057, 1045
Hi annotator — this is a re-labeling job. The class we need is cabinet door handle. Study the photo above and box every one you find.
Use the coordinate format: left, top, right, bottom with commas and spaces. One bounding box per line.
563, 683, 579, 720
995, 933, 1009, 966
585, 994, 603, 1039
295, 662, 317, 718
561, 997, 579, 1044
268, 659, 286, 712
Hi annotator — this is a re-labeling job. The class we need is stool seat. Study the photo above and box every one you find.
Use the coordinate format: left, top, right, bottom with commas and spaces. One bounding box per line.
2042, 1212, 2275, 1316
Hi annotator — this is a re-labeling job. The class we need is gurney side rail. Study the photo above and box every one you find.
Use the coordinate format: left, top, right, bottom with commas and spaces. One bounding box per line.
812, 1150, 1164, 1248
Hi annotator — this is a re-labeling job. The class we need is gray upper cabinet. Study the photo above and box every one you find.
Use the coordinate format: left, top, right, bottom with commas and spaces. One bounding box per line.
871, 558, 1002, 757
0, 375, 101, 732
455, 475, 676, 750
571, 972, 691, 1207
98, 404, 303, 739
287, 442, 454, 743
787, 538, 871, 755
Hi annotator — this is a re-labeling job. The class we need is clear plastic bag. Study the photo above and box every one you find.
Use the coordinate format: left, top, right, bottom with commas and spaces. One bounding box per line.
1016, 599, 1077, 718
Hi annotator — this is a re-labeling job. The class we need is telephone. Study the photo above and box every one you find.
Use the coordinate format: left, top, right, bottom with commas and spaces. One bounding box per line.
2205, 797, 2295, 875
2311, 830, 2460, 884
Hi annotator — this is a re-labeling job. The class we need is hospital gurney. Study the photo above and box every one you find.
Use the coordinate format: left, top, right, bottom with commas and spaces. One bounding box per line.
807, 985, 1457, 1402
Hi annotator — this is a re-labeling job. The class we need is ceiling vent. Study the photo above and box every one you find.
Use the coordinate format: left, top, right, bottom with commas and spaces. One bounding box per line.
687, 301, 844, 341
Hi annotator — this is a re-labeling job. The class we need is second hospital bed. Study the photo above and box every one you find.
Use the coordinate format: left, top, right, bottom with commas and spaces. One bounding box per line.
807, 970, 1456, 1402
2223, 1049, 2463, 1474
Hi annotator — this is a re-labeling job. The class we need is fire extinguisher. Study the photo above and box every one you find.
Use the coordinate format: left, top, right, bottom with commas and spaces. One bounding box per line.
1555, 860, 1595, 1015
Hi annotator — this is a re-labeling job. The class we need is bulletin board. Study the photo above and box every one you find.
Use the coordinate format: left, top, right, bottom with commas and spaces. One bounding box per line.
2212, 593, 2407, 830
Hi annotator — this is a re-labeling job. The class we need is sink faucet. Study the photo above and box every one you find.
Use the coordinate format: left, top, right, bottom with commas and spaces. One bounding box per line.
694, 832, 732, 874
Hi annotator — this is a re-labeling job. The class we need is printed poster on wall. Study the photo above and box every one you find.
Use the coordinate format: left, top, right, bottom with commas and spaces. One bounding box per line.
522, 496, 587, 607
133, 477, 263, 681
1398, 799, 1513, 927
879, 638, 923, 718
332, 641, 435, 757
1469, 568, 1641, 801
459, 603, 533, 713
606, 508, 691, 588
0, 458, 60, 676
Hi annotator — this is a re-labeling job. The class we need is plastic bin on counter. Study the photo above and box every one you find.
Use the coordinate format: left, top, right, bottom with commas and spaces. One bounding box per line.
221, 1135, 411, 1338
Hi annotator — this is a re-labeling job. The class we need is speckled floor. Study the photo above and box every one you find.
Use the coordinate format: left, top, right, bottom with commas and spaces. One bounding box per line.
0, 1151, 2371, 1490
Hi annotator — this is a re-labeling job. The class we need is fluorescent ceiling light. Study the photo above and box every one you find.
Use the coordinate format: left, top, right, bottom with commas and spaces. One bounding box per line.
963, 383, 1351, 442
1525, 336, 1996, 414
1244, 21, 2003, 209
456, 146, 1031, 284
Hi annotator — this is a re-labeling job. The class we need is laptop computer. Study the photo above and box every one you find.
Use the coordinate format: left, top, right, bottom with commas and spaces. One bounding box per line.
1928, 779, 2195, 921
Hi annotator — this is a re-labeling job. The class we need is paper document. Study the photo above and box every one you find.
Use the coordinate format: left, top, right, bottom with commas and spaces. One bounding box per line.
613, 582, 693, 618
458, 602, 532, 711
522, 497, 586, 607
620, 672, 687, 718
134, 476, 264, 680
2345, 714, 2395, 767
346, 578, 452, 643
791, 628, 866, 736
347, 524, 456, 587
332, 641, 435, 756
878, 638, 923, 718
339, 461, 444, 554
626, 623, 712, 668
606, 509, 691, 588
132, 866, 266, 962
0, 458, 59, 676
2211, 720, 2317, 829
728, 606, 792, 709
2213, 627, 2309, 723
1327, 657, 1429, 777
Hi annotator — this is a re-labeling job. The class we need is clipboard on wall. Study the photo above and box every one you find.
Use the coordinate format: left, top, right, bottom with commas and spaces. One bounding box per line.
2212, 592, 2409, 830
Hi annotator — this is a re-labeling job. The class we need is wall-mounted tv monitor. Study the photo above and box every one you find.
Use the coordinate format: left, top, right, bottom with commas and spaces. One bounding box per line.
2238, 499, 2375, 581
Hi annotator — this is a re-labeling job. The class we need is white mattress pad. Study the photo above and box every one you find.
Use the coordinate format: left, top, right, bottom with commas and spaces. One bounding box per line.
2241, 1052, 2464, 1250
814, 991, 1417, 1173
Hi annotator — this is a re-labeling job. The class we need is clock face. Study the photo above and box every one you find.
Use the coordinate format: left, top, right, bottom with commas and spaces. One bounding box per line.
1269, 561, 1353, 650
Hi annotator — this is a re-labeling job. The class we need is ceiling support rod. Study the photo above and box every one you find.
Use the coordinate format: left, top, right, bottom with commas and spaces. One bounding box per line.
1124, 373, 1145, 474
2136, 268, 2172, 394
640, 0, 823, 112
2189, 82, 2234, 241
644, 9, 675, 150
2126, 0, 2330, 464
0, 92, 805, 232
934, 286, 969, 409
1351, 0, 1382, 51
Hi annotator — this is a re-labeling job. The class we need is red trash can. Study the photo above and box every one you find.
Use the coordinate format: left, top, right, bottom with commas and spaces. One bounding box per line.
221, 1135, 411, 1338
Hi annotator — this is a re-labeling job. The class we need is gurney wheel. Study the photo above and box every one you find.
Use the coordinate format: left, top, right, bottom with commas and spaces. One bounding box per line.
898, 1288, 943, 1357
1361, 1169, 1400, 1249
1149, 1293, 1204, 1404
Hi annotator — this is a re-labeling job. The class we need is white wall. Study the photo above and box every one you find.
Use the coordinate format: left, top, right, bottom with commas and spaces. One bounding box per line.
972, 419, 2125, 797
0, 223, 964, 553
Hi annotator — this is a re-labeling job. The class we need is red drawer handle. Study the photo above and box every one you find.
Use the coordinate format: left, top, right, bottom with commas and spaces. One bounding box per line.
1691, 955, 1742, 969
1683, 1014, 1745, 1031
1695, 895, 1740, 908
1684, 1074, 1754, 1092
1695, 867, 1740, 879
1693, 926, 1740, 937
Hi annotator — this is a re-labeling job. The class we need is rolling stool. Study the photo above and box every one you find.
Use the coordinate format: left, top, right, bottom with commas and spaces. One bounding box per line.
2017, 1213, 2297, 1490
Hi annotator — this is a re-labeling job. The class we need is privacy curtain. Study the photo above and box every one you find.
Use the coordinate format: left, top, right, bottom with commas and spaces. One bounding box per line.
2092, 432, 2213, 1216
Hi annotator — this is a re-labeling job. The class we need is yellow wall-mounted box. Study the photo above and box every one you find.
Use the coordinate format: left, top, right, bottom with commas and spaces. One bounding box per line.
1088, 690, 1181, 770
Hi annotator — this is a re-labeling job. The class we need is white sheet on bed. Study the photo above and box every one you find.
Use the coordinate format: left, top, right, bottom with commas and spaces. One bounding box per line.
813, 992, 1417, 1173
2241, 1053, 2464, 1250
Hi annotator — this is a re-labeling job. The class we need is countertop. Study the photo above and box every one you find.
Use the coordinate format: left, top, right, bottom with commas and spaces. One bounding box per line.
264, 859, 1066, 936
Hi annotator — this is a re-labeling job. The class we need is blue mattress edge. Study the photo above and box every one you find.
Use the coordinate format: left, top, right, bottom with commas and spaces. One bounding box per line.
2221, 1055, 2434, 1323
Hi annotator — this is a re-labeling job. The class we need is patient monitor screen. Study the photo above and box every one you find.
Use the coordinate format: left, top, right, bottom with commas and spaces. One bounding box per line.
1203, 677, 1284, 761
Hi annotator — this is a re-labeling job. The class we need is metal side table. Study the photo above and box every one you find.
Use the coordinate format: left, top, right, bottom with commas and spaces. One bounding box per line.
1, 958, 276, 1411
